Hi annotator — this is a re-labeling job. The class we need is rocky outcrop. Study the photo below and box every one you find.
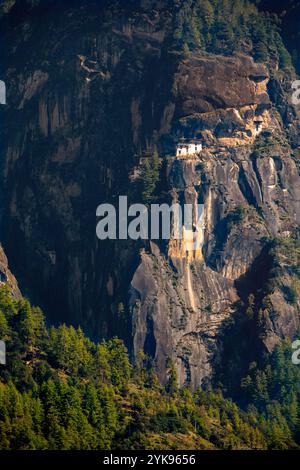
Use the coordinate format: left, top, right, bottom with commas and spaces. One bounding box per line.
130, 246, 238, 388
129, 54, 300, 387
0, 245, 21, 298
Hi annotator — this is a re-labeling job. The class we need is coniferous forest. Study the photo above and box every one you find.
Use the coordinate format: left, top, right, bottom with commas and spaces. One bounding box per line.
0, 285, 300, 450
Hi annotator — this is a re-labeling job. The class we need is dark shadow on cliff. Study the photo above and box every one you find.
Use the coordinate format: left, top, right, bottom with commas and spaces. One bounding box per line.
213, 241, 275, 403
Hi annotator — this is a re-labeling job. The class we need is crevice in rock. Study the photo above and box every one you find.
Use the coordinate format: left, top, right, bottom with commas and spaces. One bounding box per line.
238, 165, 258, 208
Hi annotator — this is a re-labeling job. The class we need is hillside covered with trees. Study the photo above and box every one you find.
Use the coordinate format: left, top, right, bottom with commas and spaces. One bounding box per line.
0, 286, 300, 450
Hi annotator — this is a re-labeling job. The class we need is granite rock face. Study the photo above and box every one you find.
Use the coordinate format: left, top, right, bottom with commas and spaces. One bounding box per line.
0, 245, 21, 298
130, 143, 300, 387
0, 2, 299, 388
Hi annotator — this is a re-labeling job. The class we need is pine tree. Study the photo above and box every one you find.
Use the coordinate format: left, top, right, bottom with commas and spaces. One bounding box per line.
255, 41, 269, 62
0, 310, 9, 337
140, 147, 160, 205
166, 359, 178, 396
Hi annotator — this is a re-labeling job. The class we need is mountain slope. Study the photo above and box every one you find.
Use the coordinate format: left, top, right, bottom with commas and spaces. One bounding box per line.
0, 285, 299, 450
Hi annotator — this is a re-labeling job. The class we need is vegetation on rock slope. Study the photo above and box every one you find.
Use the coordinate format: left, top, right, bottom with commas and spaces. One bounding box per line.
0, 286, 300, 450
0, 0, 295, 72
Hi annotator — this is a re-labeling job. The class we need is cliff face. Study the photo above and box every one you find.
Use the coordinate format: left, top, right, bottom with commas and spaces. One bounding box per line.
1, 1, 178, 336
130, 53, 300, 387
0, 244, 20, 298
1, 1, 300, 389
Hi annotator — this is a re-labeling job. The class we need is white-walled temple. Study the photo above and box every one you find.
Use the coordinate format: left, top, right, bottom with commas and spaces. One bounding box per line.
176, 140, 202, 157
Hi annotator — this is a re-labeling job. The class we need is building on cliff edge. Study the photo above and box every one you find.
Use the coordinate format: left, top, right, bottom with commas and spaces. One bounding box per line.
176, 140, 202, 157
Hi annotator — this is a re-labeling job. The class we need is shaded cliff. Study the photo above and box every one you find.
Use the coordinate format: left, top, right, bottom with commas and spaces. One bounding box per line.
0, 0, 299, 390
